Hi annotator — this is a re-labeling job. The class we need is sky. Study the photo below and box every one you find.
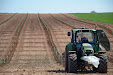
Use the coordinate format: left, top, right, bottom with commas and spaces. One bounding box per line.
0, 0, 113, 13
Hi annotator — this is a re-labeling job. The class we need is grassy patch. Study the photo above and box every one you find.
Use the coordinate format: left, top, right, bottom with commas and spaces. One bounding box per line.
70, 13, 113, 24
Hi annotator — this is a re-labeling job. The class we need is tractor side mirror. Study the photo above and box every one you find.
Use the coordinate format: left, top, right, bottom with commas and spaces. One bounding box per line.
67, 32, 71, 36
101, 32, 105, 37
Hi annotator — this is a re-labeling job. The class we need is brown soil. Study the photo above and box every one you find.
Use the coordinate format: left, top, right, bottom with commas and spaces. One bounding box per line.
0, 14, 63, 75
0, 14, 25, 61
0, 13, 14, 22
40, 14, 72, 56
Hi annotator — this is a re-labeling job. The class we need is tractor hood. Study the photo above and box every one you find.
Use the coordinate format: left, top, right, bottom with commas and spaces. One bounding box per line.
82, 43, 94, 56
82, 43, 93, 50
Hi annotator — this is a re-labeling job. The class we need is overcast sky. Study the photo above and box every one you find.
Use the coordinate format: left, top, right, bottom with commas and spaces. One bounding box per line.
0, 0, 113, 13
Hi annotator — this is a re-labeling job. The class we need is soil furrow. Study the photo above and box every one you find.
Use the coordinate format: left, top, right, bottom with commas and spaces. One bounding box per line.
40, 14, 72, 57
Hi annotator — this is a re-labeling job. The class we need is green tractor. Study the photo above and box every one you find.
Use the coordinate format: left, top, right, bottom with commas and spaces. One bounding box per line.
62, 28, 110, 73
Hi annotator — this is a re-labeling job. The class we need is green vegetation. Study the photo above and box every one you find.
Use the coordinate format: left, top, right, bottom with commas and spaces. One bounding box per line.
70, 13, 113, 24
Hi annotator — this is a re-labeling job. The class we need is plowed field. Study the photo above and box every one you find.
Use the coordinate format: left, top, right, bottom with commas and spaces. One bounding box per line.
0, 13, 113, 75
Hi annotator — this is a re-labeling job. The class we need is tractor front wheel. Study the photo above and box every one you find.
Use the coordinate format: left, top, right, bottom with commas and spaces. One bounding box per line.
68, 54, 77, 73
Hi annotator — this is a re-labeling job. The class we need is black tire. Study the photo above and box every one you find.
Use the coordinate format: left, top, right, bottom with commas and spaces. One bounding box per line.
68, 54, 77, 73
65, 46, 68, 72
93, 66, 98, 72
93, 54, 108, 73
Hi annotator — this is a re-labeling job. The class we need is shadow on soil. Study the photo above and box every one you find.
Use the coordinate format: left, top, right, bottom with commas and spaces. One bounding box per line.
47, 70, 97, 74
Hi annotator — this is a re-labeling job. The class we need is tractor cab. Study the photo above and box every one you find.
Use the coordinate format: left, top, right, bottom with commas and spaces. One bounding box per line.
68, 28, 110, 52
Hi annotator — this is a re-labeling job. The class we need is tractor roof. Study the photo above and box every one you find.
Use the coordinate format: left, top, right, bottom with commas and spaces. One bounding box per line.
72, 29, 96, 32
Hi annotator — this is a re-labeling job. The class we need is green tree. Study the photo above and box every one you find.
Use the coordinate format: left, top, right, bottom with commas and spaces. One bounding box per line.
91, 11, 96, 13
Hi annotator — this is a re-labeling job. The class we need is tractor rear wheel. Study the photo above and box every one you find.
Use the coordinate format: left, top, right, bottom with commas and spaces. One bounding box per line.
65, 46, 68, 72
68, 54, 77, 73
98, 54, 108, 73
93, 66, 98, 72
93, 54, 108, 73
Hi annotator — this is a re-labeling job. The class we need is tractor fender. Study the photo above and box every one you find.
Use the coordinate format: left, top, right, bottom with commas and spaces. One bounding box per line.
66, 43, 72, 51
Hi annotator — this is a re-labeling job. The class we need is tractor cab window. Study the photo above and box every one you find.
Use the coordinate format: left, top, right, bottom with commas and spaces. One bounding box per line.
76, 32, 94, 43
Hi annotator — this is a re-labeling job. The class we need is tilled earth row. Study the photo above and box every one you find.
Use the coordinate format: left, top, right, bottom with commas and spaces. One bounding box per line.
40, 14, 72, 56
0, 14, 25, 61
